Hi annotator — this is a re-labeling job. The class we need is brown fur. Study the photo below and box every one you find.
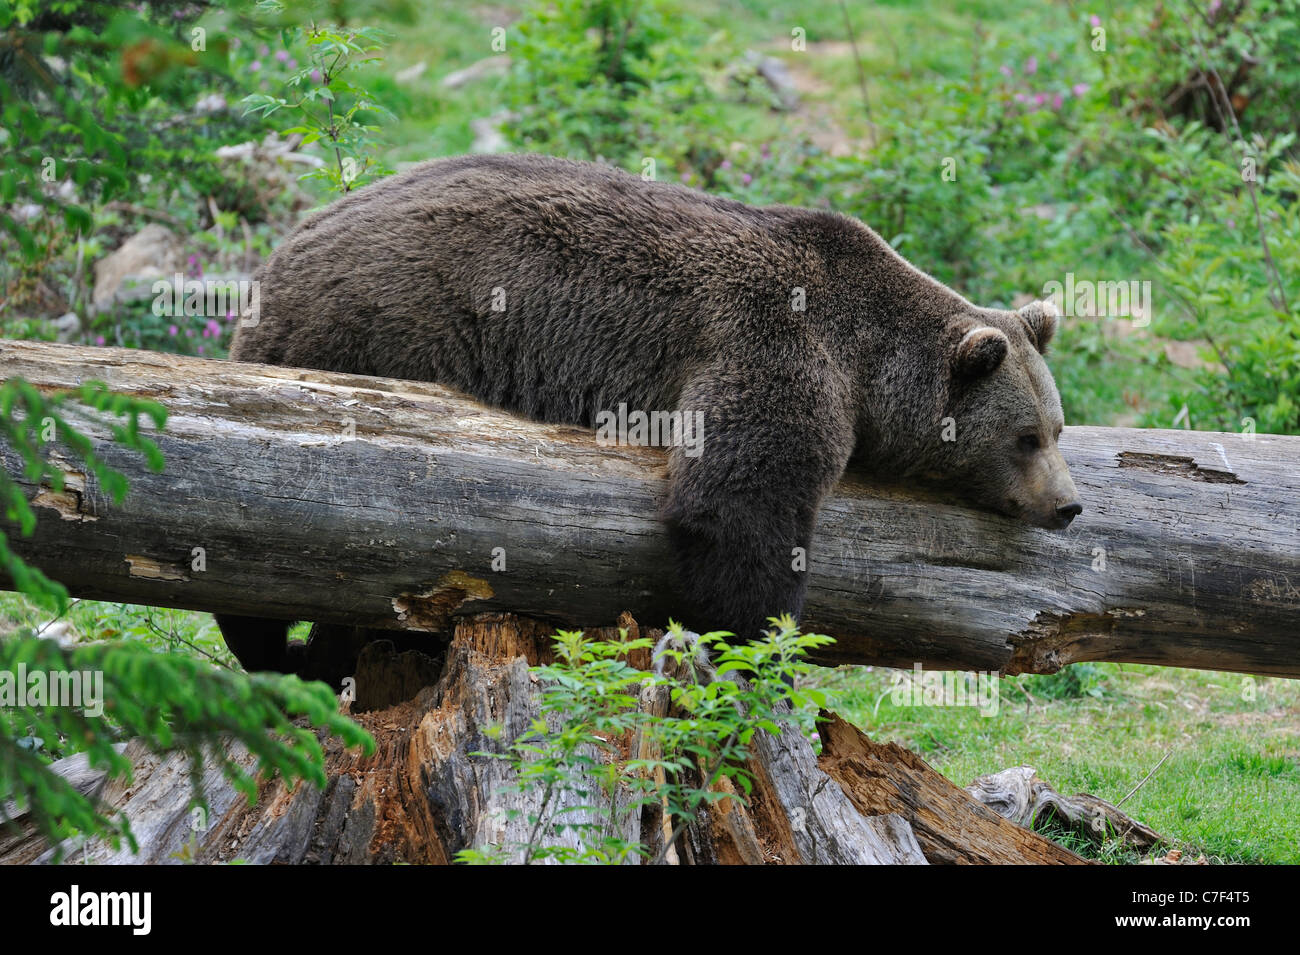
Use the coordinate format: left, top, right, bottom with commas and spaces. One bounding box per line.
218, 154, 1080, 674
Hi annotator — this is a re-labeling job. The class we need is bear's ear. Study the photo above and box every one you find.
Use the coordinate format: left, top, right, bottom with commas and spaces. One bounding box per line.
1018, 299, 1059, 354
953, 325, 1010, 378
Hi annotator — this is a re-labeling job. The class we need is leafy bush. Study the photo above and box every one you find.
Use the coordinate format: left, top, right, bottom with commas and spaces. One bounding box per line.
242, 19, 395, 194
0, 0, 280, 318
1012, 662, 1108, 702
459, 617, 832, 864
501, 0, 763, 178
1105, 0, 1300, 141
1139, 126, 1300, 434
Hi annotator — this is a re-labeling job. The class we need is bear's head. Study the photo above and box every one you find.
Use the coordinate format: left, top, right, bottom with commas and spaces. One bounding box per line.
940, 299, 1082, 530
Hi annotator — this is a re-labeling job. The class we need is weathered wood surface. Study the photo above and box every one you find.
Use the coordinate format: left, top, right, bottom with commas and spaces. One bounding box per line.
966, 765, 1165, 851
2, 340, 1298, 676
3, 613, 1084, 865
0, 745, 126, 865
818, 718, 1087, 864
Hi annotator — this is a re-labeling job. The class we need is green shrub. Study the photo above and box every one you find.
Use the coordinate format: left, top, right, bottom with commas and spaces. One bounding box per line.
501, 0, 763, 178
459, 618, 832, 864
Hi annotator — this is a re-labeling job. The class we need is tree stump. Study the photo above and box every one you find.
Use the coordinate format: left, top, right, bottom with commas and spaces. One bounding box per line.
5, 613, 1090, 865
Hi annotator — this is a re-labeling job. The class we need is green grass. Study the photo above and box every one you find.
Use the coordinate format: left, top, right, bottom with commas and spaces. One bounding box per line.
361, 2, 511, 162
0, 594, 311, 665
0, 593, 237, 665
821, 661, 1300, 863
366, 0, 1080, 169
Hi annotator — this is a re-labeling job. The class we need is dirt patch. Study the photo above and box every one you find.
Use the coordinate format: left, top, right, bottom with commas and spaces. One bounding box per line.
758, 44, 874, 157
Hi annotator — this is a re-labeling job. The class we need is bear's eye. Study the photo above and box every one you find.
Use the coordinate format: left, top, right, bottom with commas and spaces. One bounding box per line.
1017, 434, 1041, 452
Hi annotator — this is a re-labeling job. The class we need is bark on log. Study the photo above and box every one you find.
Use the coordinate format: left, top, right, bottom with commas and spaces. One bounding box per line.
2, 340, 1298, 677
2, 613, 1086, 865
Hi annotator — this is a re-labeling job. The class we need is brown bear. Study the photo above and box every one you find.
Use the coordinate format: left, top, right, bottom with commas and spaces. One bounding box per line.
216, 153, 1081, 678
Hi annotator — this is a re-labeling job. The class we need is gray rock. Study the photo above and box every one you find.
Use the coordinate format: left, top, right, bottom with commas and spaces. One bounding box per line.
91, 225, 182, 311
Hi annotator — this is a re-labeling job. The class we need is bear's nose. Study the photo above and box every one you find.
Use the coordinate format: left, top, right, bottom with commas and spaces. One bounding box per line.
1056, 501, 1083, 523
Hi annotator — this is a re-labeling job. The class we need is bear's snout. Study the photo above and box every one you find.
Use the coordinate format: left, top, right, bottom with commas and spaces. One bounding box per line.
1014, 444, 1082, 530
1054, 501, 1083, 526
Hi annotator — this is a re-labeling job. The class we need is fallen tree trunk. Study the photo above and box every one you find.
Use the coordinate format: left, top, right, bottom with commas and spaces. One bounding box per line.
1, 613, 1086, 865
2, 340, 1298, 676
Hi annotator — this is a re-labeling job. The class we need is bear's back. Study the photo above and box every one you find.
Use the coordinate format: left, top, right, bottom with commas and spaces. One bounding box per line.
232, 154, 854, 425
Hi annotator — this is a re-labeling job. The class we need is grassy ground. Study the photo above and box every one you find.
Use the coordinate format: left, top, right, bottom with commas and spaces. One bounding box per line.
0, 595, 238, 668
376, 0, 1071, 175
823, 662, 1300, 863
